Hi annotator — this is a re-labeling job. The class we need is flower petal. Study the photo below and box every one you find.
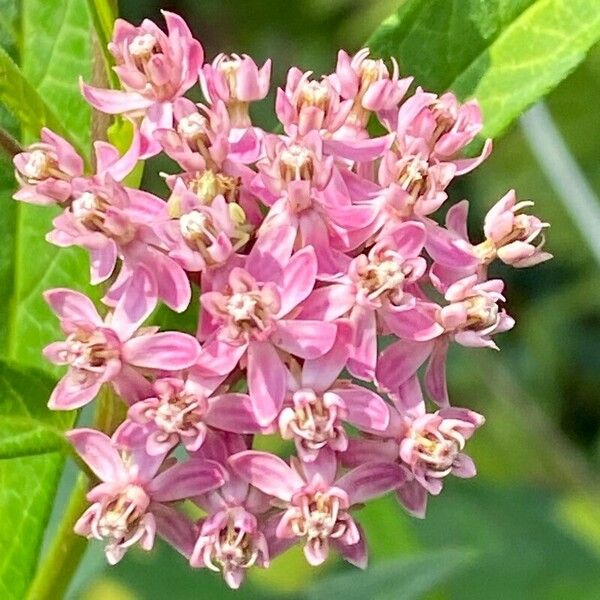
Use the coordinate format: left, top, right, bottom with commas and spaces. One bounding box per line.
66, 428, 127, 482
123, 332, 201, 370
247, 341, 287, 426
43, 289, 102, 326
148, 459, 225, 502
228, 451, 304, 501
273, 320, 337, 360
337, 462, 405, 505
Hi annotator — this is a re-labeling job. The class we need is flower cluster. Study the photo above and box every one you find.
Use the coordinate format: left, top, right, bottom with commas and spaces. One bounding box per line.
14, 11, 551, 589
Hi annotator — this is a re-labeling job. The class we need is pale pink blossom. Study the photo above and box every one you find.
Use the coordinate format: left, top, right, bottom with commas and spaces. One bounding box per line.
276, 68, 353, 136
120, 375, 260, 455
197, 226, 337, 425
69, 428, 224, 564
253, 133, 380, 275
300, 222, 430, 379
46, 173, 191, 311
43, 267, 200, 409
190, 433, 271, 588
331, 48, 411, 136
230, 448, 405, 567
158, 179, 250, 272
81, 11, 204, 158
279, 324, 390, 461
201, 53, 271, 127
376, 274, 514, 405
13, 128, 84, 205
345, 403, 484, 518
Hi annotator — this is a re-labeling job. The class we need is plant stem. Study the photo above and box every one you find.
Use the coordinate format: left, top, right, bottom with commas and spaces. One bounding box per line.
26, 387, 126, 599
25, 474, 89, 600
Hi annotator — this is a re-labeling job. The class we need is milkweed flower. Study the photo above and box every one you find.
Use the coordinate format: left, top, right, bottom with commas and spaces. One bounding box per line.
43, 267, 200, 409
16, 10, 551, 587
69, 428, 225, 564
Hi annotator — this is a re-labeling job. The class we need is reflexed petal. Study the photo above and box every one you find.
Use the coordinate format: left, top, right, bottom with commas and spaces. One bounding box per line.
229, 451, 304, 501
67, 428, 127, 482
337, 462, 405, 505
122, 332, 201, 370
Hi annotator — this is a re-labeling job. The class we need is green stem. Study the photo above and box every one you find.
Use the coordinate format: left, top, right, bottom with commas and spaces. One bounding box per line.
25, 474, 89, 600
26, 386, 126, 599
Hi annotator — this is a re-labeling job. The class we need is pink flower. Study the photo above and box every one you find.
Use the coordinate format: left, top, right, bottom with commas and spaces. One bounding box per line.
13, 128, 84, 205
426, 193, 552, 288
197, 226, 337, 425
279, 324, 390, 461
345, 403, 484, 518
158, 179, 250, 272
43, 267, 200, 409
229, 448, 405, 567
376, 274, 514, 406
189, 433, 271, 589
120, 375, 261, 455
483, 190, 552, 267
82, 11, 204, 158
201, 53, 271, 127
69, 428, 225, 564
331, 48, 411, 136
300, 222, 430, 379
253, 133, 379, 275
46, 173, 191, 311
375, 139, 456, 220
276, 67, 353, 136
390, 89, 492, 174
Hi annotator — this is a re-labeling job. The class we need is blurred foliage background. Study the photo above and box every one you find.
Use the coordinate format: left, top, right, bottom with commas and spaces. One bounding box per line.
45, 0, 600, 597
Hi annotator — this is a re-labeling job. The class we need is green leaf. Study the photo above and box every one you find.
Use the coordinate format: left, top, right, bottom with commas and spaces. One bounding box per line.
21, 0, 93, 152
0, 46, 84, 152
6, 0, 98, 374
0, 418, 67, 459
368, 0, 600, 138
304, 548, 473, 600
0, 360, 74, 600
87, 0, 120, 89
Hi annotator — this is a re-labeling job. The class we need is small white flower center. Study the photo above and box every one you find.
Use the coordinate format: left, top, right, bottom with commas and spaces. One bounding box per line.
72, 192, 99, 219
180, 210, 210, 239
280, 144, 313, 181
23, 150, 51, 180
177, 113, 208, 139
128, 33, 157, 57
226, 293, 258, 322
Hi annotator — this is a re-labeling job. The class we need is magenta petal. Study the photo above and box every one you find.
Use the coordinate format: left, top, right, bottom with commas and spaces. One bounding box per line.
298, 283, 355, 321
346, 307, 377, 381
452, 453, 477, 478
335, 385, 390, 432
80, 80, 154, 114
333, 529, 368, 569
205, 393, 261, 433
48, 374, 103, 410
148, 459, 225, 502
228, 451, 304, 501
425, 338, 450, 407
247, 341, 286, 426
376, 339, 434, 394
247, 225, 295, 283
337, 462, 405, 505
44, 289, 102, 326
278, 246, 318, 316
396, 480, 428, 518
123, 332, 201, 370
151, 502, 195, 558
66, 428, 127, 483
301, 320, 352, 391
273, 320, 337, 360
111, 265, 158, 341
